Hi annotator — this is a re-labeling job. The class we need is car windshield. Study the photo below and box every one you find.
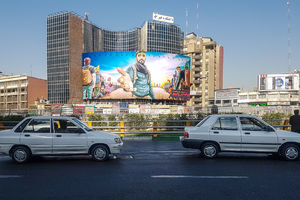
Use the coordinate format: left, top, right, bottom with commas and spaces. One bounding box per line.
196, 116, 211, 127
72, 118, 93, 132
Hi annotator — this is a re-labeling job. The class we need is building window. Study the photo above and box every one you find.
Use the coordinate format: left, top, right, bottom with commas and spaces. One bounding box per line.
249, 95, 257, 99
223, 100, 231, 104
258, 94, 266, 98
239, 95, 247, 100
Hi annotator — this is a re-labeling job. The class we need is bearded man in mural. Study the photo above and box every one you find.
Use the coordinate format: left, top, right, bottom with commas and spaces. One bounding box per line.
117, 51, 155, 99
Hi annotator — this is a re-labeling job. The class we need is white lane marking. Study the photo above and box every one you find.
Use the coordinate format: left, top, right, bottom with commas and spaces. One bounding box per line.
0, 175, 23, 179
131, 151, 197, 153
115, 155, 134, 159
151, 175, 248, 179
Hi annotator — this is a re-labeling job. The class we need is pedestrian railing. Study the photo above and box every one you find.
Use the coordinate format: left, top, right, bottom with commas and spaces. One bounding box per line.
0, 119, 292, 136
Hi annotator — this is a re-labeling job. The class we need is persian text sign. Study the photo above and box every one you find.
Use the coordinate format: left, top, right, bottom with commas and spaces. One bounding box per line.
153, 12, 174, 23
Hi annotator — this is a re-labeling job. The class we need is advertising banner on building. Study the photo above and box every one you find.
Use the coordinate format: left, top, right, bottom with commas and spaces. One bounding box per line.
215, 89, 239, 100
73, 106, 85, 115
51, 104, 62, 115
82, 51, 190, 101
258, 74, 299, 91
152, 12, 174, 23
85, 106, 95, 115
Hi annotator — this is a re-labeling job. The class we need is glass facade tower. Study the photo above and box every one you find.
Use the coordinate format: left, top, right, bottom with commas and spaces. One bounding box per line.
47, 13, 70, 104
103, 30, 139, 51
142, 21, 183, 54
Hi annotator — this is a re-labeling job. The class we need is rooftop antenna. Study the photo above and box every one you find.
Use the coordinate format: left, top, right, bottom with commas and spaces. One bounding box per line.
84, 12, 89, 21
287, 0, 291, 73
185, 8, 188, 37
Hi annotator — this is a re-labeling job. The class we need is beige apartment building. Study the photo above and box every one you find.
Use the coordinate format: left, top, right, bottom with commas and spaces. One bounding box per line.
0, 75, 47, 112
183, 33, 223, 109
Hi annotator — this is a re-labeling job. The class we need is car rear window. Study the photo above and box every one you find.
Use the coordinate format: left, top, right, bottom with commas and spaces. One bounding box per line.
196, 116, 211, 127
212, 117, 238, 130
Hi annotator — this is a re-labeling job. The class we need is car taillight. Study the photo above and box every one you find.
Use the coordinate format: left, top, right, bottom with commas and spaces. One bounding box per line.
184, 132, 189, 138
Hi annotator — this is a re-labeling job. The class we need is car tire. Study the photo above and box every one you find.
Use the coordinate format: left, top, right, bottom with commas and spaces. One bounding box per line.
280, 144, 300, 161
11, 146, 31, 164
91, 145, 109, 161
201, 142, 218, 159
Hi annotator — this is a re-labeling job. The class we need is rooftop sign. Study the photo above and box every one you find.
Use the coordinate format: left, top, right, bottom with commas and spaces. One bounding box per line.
153, 12, 174, 23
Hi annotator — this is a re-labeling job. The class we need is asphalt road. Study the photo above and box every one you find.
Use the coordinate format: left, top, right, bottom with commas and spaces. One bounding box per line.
1, 140, 300, 200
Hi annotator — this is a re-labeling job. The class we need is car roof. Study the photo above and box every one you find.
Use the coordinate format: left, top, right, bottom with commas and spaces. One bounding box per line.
209, 114, 260, 118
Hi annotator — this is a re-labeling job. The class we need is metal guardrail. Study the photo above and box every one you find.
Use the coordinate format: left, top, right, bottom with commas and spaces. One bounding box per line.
0, 119, 292, 135
83, 119, 292, 135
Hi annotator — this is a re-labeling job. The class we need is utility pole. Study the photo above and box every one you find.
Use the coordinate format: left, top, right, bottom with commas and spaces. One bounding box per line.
185, 8, 188, 36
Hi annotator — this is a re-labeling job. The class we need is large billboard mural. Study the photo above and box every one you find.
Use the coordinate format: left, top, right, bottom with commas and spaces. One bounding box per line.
82, 51, 191, 100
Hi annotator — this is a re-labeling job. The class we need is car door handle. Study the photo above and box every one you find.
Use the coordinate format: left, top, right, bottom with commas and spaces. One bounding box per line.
244, 132, 251, 135
24, 134, 30, 137
213, 131, 219, 134
56, 135, 62, 137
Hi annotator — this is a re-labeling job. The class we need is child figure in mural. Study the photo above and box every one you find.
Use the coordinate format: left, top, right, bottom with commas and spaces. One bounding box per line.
105, 77, 112, 96
93, 65, 101, 98
82, 57, 96, 100
117, 51, 155, 99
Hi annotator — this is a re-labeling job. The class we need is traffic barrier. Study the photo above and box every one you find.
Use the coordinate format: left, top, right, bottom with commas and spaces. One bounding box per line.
153, 121, 158, 137
120, 121, 125, 137
0, 119, 292, 135
283, 120, 289, 131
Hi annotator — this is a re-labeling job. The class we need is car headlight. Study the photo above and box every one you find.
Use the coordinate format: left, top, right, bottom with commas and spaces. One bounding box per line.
114, 137, 122, 143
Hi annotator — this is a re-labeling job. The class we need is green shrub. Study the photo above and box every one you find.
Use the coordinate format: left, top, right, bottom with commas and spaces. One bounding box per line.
261, 113, 288, 126
88, 115, 107, 127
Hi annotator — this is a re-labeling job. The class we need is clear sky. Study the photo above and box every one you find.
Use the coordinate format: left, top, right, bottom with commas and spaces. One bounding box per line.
0, 0, 299, 90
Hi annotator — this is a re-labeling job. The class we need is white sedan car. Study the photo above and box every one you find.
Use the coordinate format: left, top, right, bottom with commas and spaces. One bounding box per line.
181, 114, 300, 161
0, 116, 123, 163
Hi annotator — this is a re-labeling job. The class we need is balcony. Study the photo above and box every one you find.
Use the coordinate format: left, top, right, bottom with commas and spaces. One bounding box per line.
193, 98, 202, 102
194, 74, 201, 78
194, 61, 201, 66
193, 80, 201, 84
193, 68, 201, 72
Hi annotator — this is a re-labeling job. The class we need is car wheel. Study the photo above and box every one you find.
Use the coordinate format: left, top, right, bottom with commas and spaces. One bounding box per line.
281, 144, 299, 161
201, 142, 218, 158
11, 146, 31, 164
91, 145, 109, 161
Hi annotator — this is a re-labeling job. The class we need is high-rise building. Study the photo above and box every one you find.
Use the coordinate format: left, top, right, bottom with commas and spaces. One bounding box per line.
47, 12, 83, 104
183, 33, 223, 109
47, 12, 184, 104
141, 21, 183, 54
0, 75, 47, 112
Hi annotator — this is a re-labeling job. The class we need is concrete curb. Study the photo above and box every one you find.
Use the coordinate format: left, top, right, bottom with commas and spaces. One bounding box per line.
121, 136, 153, 141
121, 136, 181, 141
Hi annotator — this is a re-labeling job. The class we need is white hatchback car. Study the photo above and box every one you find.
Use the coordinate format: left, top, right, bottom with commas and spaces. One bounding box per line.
0, 116, 123, 163
181, 114, 300, 161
